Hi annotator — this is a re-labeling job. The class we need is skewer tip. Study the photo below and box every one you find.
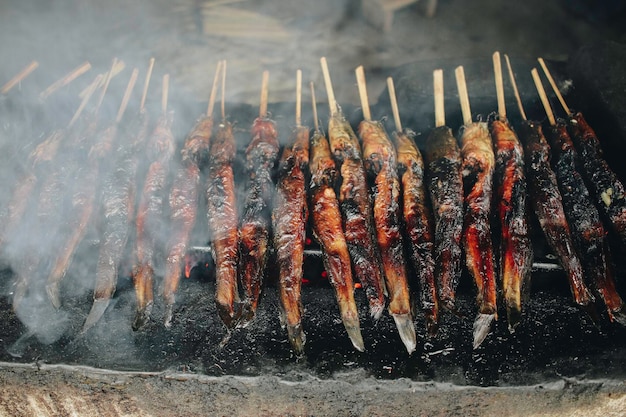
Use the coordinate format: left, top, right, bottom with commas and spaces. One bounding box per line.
393, 314, 417, 355
46, 283, 62, 309
81, 299, 111, 333
343, 317, 366, 352
287, 323, 306, 354
473, 313, 495, 349
132, 303, 154, 331
259, 70, 270, 118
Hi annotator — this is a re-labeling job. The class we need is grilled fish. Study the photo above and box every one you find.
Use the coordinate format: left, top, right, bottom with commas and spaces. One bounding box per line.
491, 118, 533, 330
359, 119, 415, 354
273, 125, 309, 352
309, 129, 364, 352
327, 113, 387, 320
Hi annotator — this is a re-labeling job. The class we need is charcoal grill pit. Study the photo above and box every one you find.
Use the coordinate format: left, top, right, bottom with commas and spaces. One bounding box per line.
2, 48, 626, 416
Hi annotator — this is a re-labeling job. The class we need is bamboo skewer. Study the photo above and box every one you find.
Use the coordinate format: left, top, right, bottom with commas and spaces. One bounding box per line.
493, 52, 506, 119
259, 70, 269, 118
115, 69, 139, 124
355, 66, 371, 121
310, 82, 319, 132
95, 58, 117, 113
140, 58, 155, 112
221, 60, 227, 121
434, 69, 445, 127
531, 68, 556, 126
295, 69, 302, 127
455, 66, 472, 126
40, 61, 91, 100
320, 57, 338, 116
68, 74, 103, 128
1, 60, 39, 94
387, 77, 402, 132
162, 74, 170, 115
207, 61, 222, 118
505, 55, 527, 121
79, 60, 125, 100
538, 57, 571, 116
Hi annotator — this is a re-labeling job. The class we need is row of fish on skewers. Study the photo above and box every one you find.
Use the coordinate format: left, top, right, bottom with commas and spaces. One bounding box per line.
0, 58, 178, 331
1, 53, 625, 356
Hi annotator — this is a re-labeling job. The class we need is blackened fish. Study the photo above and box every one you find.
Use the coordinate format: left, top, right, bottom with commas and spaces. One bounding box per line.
163, 115, 213, 327
82, 111, 150, 332
133, 111, 176, 329
424, 126, 463, 313
568, 112, 626, 249
239, 116, 279, 322
273, 125, 309, 352
394, 130, 438, 337
518, 120, 595, 316
309, 129, 364, 352
459, 122, 497, 348
327, 112, 387, 320
207, 121, 240, 328
547, 121, 625, 324
358, 119, 415, 354
491, 118, 533, 330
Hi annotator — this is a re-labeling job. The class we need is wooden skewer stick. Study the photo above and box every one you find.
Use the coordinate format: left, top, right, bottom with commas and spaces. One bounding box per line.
69, 74, 103, 128
504, 54, 527, 121
207, 60, 222, 118
140, 58, 155, 112
493, 51, 506, 119
320, 57, 338, 117
355, 65, 372, 121
296, 69, 302, 127
79, 60, 125, 100
1, 60, 39, 94
531, 68, 556, 126
40, 61, 91, 100
433, 69, 445, 128
116, 68, 139, 124
259, 70, 269, 118
455, 66, 472, 126
387, 77, 402, 132
538, 57, 571, 115
221, 60, 227, 121
310, 81, 320, 132
95, 57, 118, 113
162, 74, 170, 115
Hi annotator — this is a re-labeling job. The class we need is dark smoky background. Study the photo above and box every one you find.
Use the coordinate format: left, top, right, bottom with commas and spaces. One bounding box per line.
1, 0, 626, 386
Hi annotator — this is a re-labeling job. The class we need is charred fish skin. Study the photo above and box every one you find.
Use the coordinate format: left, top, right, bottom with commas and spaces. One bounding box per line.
491, 119, 533, 330
0, 129, 64, 254
82, 111, 150, 333
327, 114, 387, 320
518, 120, 595, 313
568, 112, 626, 248
239, 117, 280, 322
459, 122, 497, 348
181, 116, 213, 168
394, 130, 438, 337
424, 126, 464, 313
309, 130, 364, 352
13, 120, 97, 310
547, 122, 626, 324
358, 120, 415, 354
46, 123, 119, 309
163, 116, 213, 327
207, 121, 241, 329
133, 111, 176, 330
273, 126, 309, 353
162, 164, 200, 327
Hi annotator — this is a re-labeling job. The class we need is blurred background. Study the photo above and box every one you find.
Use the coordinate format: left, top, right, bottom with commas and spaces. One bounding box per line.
1, 0, 625, 107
